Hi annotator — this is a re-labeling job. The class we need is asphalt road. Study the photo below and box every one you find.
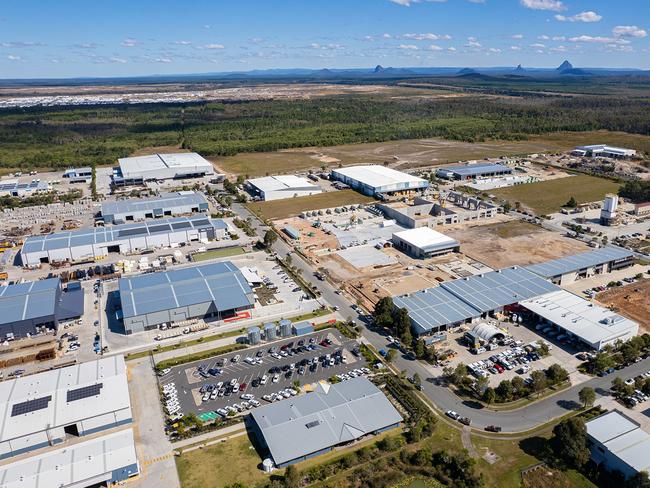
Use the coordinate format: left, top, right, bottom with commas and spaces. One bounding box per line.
233, 201, 650, 433
161, 329, 366, 416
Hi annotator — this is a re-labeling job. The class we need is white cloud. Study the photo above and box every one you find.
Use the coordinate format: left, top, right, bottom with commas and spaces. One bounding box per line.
121, 38, 138, 47
50, 58, 60, 63
613, 25, 647, 38
512, 34, 524, 39
538, 35, 550, 40
398, 44, 418, 50
468, 0, 485, 3
401, 33, 451, 41
7, 54, 21, 61
568, 35, 614, 43
202, 43, 225, 49
447, 46, 457, 51
510, 45, 522, 51
530, 43, 546, 48
388, 0, 447, 5
155, 57, 172, 63
488, 47, 501, 53
382, 33, 392, 39
466, 37, 482, 48
552, 36, 566, 41
520, 0, 565, 12
555, 11, 602, 23
175, 40, 192, 45
428, 44, 443, 51
110, 57, 127, 63
550, 45, 567, 52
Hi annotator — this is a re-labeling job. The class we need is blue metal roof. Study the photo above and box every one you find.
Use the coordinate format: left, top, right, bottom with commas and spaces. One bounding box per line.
526, 247, 634, 278
101, 192, 208, 218
118, 261, 253, 319
0, 278, 60, 325
22, 216, 226, 254
439, 163, 511, 177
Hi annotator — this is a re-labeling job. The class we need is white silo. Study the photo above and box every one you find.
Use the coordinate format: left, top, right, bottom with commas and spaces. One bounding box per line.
600, 194, 618, 226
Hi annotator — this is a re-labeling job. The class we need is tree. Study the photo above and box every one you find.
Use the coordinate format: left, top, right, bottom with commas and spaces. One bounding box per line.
546, 364, 569, 384
412, 372, 422, 389
414, 339, 426, 359
475, 375, 489, 395
263, 230, 278, 248
511, 375, 525, 394
386, 349, 397, 363
551, 417, 590, 468
565, 196, 578, 208
502, 201, 512, 213
283, 465, 300, 488
483, 387, 496, 405
373, 297, 394, 329
537, 341, 550, 357
450, 363, 468, 386
588, 352, 615, 374
578, 386, 596, 408
496, 380, 514, 402
626, 471, 650, 488
530, 370, 548, 397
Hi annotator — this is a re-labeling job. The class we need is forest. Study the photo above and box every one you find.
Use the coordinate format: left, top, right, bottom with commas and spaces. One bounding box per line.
1, 89, 649, 172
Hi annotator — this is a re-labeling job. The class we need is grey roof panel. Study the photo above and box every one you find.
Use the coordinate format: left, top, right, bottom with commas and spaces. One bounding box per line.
526, 247, 634, 278
0, 278, 60, 325
440, 163, 512, 176
101, 192, 208, 217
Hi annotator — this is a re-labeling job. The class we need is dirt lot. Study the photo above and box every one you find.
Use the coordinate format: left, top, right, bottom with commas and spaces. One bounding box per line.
445, 220, 589, 269
597, 279, 650, 333
246, 190, 375, 221
490, 174, 620, 216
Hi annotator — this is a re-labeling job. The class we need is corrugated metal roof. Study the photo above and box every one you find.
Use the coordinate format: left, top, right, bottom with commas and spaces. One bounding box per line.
332, 165, 428, 190
118, 261, 253, 319
118, 152, 214, 179
101, 191, 208, 217
392, 227, 459, 252
247, 175, 321, 193
251, 377, 402, 466
22, 216, 226, 254
526, 247, 634, 278
0, 428, 138, 488
0, 356, 131, 443
438, 163, 511, 177
0, 278, 60, 325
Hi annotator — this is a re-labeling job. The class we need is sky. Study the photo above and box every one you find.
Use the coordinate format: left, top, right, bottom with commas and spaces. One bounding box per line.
0, 0, 648, 79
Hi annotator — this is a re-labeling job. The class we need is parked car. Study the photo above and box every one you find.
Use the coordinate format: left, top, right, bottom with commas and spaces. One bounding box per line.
485, 425, 502, 432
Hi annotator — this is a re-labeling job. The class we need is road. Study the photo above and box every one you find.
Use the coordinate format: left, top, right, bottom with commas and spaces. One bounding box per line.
234, 200, 650, 433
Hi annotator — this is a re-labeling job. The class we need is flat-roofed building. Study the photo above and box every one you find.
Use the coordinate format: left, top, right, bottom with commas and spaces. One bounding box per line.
118, 261, 254, 333
246, 175, 322, 201
112, 152, 216, 186
634, 202, 650, 216
249, 377, 402, 467
62, 167, 93, 184
526, 247, 634, 285
520, 290, 638, 350
0, 180, 49, 197
392, 227, 460, 258
20, 216, 227, 267
100, 191, 209, 224
330, 165, 428, 197
586, 410, 650, 479
0, 355, 132, 460
572, 145, 637, 159
435, 163, 512, 180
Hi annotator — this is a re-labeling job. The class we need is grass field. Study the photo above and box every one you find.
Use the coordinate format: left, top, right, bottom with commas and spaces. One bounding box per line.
215, 130, 650, 176
491, 175, 621, 215
246, 190, 376, 221
192, 247, 246, 261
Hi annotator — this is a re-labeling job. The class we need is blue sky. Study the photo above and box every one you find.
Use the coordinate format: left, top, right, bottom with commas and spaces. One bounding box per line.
1, 0, 648, 78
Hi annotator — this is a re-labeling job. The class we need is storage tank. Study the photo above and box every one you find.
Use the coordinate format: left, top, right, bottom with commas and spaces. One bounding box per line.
262, 458, 274, 472
279, 319, 293, 337
263, 322, 277, 341
600, 194, 619, 226
247, 326, 261, 345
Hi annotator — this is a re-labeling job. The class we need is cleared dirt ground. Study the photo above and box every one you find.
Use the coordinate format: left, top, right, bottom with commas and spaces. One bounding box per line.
597, 279, 650, 333
445, 220, 589, 269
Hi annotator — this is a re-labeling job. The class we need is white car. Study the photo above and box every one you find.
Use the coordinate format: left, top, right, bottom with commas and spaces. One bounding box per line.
272, 374, 280, 383
446, 410, 460, 420
262, 394, 273, 402
230, 378, 238, 386
241, 393, 254, 400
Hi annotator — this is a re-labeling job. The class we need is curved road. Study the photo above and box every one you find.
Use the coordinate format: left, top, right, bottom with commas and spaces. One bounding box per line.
234, 202, 649, 433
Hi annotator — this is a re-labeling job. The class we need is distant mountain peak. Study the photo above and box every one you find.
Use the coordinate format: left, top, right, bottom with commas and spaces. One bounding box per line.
557, 60, 573, 72
515, 64, 525, 72
374, 65, 385, 73
457, 67, 477, 75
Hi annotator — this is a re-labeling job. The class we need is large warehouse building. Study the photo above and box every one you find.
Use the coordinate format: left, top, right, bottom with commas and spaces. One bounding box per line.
520, 290, 638, 351
526, 247, 634, 285
394, 266, 560, 335
246, 175, 323, 201
112, 152, 216, 186
100, 191, 209, 224
435, 163, 512, 181
572, 145, 637, 159
586, 411, 650, 479
330, 165, 428, 197
391, 227, 460, 258
0, 180, 49, 198
20, 216, 228, 267
249, 377, 402, 467
118, 261, 254, 333
0, 278, 84, 339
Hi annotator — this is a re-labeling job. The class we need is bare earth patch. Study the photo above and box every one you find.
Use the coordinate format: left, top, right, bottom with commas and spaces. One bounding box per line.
597, 279, 650, 333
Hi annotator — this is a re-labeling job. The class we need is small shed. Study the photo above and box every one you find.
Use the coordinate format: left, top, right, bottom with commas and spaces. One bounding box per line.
292, 321, 314, 336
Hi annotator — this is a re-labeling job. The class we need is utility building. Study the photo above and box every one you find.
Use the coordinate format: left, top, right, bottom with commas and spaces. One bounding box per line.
330, 165, 428, 197
246, 176, 322, 201
100, 191, 209, 224
112, 152, 216, 186
435, 163, 512, 180
62, 167, 93, 184
118, 261, 254, 333
249, 377, 402, 467
21, 216, 228, 267
0, 180, 49, 197
391, 227, 460, 258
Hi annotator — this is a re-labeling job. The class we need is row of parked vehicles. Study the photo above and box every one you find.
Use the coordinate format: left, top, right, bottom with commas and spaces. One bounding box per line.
534, 322, 575, 346
163, 382, 181, 415
622, 371, 650, 407
262, 388, 299, 403
468, 346, 543, 379
200, 378, 244, 401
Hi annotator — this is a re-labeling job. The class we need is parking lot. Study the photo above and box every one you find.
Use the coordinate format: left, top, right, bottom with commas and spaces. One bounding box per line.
159, 328, 367, 418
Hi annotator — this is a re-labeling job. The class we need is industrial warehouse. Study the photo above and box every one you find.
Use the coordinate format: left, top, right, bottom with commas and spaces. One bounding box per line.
20, 216, 228, 267
62, 167, 93, 183
100, 191, 209, 224
394, 266, 560, 335
0, 180, 49, 197
526, 247, 634, 285
571, 145, 637, 159
435, 162, 513, 180
118, 261, 254, 333
391, 227, 460, 259
245, 175, 323, 201
0, 278, 84, 338
330, 165, 429, 197
248, 377, 402, 467
520, 290, 639, 351
112, 152, 216, 186
0, 356, 137, 486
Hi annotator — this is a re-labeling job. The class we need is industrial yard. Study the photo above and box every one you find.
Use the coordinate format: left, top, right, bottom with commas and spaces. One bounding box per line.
597, 279, 650, 333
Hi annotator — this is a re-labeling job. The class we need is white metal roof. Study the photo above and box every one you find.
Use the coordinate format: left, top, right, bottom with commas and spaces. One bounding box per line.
333, 165, 427, 190
0, 428, 138, 488
520, 290, 638, 347
392, 227, 458, 251
0, 356, 131, 442
118, 153, 214, 179
587, 411, 650, 474
247, 175, 321, 193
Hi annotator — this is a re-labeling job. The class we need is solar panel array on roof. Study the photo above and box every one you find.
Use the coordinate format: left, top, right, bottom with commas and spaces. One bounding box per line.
66, 383, 103, 402
11, 396, 52, 417
526, 247, 633, 278
394, 266, 560, 334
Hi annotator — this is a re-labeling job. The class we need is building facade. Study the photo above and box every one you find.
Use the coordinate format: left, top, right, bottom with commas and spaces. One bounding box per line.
100, 191, 209, 224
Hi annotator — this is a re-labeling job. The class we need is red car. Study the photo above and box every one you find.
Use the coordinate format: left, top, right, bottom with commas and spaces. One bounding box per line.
239, 383, 247, 391
494, 364, 504, 373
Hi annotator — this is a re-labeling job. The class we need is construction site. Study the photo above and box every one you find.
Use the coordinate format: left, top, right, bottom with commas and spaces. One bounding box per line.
597, 279, 650, 334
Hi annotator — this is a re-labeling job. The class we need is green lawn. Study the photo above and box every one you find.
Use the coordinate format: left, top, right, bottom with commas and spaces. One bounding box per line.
491, 174, 621, 215
192, 247, 246, 261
